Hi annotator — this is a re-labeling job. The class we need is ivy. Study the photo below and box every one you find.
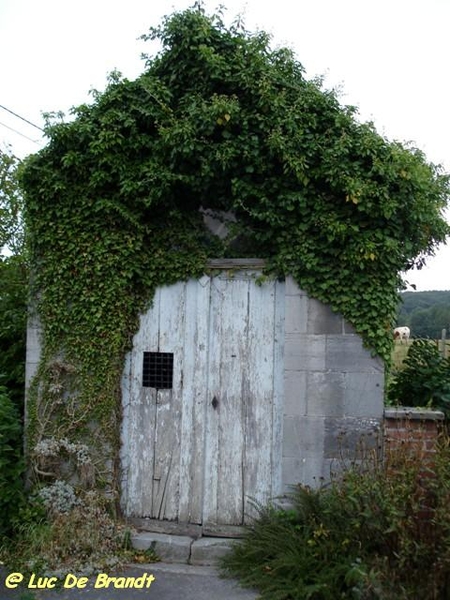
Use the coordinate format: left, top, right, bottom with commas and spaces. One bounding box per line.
20, 5, 450, 493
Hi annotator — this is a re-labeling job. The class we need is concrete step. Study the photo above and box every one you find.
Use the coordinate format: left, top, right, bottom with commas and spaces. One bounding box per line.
131, 532, 239, 566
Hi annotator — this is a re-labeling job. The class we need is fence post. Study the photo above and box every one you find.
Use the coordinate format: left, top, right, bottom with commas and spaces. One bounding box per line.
441, 329, 447, 359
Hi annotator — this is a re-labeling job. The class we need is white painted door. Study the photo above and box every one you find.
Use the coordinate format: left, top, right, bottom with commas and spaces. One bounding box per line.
121, 271, 285, 527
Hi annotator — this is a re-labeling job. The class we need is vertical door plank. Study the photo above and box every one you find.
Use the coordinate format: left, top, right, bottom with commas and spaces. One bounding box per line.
204, 275, 249, 525
123, 288, 160, 516
271, 279, 286, 499
243, 278, 277, 520
178, 276, 210, 523
151, 281, 186, 520
202, 275, 223, 526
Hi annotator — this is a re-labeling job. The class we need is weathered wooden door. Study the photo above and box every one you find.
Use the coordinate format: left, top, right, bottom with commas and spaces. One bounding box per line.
121, 270, 285, 529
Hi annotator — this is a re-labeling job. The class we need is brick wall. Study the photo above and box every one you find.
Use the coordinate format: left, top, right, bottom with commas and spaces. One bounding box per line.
384, 408, 445, 521
384, 407, 444, 458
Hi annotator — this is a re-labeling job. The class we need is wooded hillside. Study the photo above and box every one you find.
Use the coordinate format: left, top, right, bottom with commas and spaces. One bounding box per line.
397, 290, 450, 338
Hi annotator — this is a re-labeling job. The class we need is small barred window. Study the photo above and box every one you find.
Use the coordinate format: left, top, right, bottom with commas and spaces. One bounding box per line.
142, 352, 174, 389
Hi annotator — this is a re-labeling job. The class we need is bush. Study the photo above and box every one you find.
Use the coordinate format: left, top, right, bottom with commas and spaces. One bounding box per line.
387, 339, 450, 417
221, 437, 450, 599
3, 489, 134, 576
0, 385, 25, 537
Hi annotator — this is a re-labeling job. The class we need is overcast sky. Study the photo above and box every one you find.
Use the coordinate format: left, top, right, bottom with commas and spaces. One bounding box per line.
1, 0, 449, 291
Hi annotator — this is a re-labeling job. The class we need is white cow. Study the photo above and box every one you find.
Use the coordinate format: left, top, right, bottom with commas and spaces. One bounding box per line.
394, 326, 410, 343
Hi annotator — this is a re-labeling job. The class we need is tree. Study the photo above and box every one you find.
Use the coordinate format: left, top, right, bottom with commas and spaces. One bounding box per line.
0, 256, 28, 409
0, 149, 27, 539
1, 148, 25, 257
19, 6, 450, 491
410, 303, 450, 338
398, 290, 450, 319
397, 291, 450, 338
0, 148, 27, 409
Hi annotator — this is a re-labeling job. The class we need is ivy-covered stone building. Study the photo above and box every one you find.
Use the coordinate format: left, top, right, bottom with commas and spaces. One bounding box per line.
27, 259, 384, 532
22, 7, 448, 534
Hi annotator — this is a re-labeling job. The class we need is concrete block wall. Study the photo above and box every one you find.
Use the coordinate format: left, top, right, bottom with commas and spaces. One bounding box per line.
25, 315, 42, 390
282, 277, 384, 490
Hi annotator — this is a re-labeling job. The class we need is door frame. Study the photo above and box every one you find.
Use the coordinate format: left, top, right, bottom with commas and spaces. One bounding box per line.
120, 261, 285, 532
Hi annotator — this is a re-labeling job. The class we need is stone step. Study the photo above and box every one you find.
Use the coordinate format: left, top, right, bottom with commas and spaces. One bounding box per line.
131, 532, 238, 566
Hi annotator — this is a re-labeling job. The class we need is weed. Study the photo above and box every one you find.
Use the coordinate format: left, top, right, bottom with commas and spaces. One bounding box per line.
221, 433, 450, 599
1, 490, 135, 577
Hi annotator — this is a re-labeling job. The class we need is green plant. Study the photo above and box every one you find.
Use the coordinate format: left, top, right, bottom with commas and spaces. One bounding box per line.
0, 386, 25, 538
132, 541, 160, 564
0, 148, 25, 256
221, 436, 450, 599
387, 338, 450, 416
2, 489, 132, 576
0, 148, 28, 411
222, 493, 373, 600
0, 256, 28, 410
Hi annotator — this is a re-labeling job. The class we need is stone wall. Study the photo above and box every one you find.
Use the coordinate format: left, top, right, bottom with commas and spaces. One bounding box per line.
282, 277, 384, 490
25, 314, 42, 391
26, 271, 386, 513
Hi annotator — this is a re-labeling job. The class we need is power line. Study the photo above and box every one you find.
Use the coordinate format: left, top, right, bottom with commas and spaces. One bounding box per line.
0, 103, 44, 132
0, 120, 41, 144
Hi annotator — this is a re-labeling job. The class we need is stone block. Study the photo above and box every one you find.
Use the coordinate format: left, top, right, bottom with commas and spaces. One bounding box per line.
285, 335, 326, 371
307, 298, 343, 334
343, 320, 357, 334
325, 336, 384, 373
305, 371, 345, 417
384, 407, 445, 421
283, 371, 307, 416
26, 322, 43, 388
285, 294, 308, 334
343, 372, 384, 417
190, 537, 236, 566
282, 455, 326, 490
320, 457, 346, 482
26, 324, 42, 360
282, 415, 325, 457
323, 417, 382, 460
285, 276, 304, 296
131, 532, 193, 564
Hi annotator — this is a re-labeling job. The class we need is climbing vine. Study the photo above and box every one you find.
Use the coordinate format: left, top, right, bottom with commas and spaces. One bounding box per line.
20, 5, 450, 494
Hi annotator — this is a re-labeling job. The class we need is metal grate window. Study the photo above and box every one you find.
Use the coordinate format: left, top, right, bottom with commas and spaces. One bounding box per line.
142, 352, 174, 389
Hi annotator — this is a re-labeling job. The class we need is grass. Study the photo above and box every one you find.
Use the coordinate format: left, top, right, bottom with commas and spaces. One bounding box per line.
391, 338, 450, 371
391, 339, 413, 370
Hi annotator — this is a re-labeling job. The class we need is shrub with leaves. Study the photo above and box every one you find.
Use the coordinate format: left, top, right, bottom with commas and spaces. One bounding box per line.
0, 385, 25, 538
0, 148, 28, 411
3, 489, 133, 577
387, 338, 450, 416
38, 480, 80, 515
221, 436, 450, 599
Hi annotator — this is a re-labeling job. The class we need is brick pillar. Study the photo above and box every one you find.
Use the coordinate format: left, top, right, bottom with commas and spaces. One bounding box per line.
384, 408, 444, 457
384, 407, 445, 522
